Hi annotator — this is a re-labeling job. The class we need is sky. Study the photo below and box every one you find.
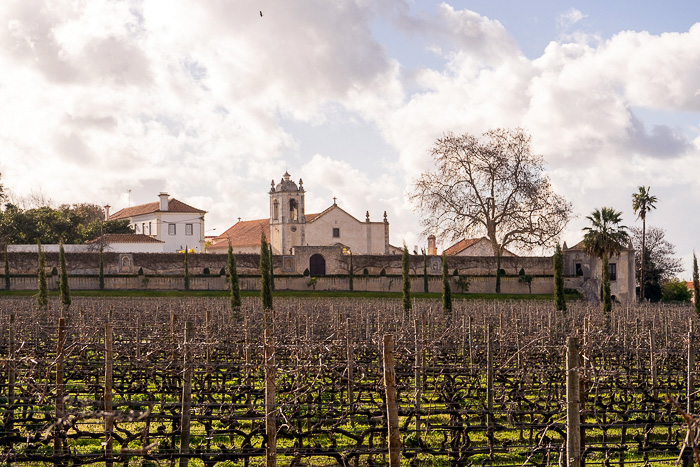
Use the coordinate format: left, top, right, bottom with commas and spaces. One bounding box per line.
0, 1, 699, 276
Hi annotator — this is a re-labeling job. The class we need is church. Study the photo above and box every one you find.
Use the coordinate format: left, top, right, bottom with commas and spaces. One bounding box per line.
207, 172, 397, 273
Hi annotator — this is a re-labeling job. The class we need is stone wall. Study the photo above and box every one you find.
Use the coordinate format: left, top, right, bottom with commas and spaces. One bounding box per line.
3, 251, 553, 277
4, 274, 584, 295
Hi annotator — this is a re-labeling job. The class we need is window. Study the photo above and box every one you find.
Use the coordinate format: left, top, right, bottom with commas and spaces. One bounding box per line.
185, 223, 193, 236
609, 263, 617, 281
289, 199, 298, 221
273, 200, 279, 220
168, 224, 176, 236
142, 223, 145, 234
575, 263, 582, 276
332, 228, 340, 238
134, 224, 140, 233
148, 222, 152, 235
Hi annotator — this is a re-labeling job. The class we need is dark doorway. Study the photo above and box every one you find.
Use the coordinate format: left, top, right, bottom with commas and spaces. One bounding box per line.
309, 254, 326, 276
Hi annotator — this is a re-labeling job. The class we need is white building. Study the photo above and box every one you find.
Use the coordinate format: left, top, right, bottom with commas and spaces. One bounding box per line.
109, 193, 207, 253
87, 234, 165, 253
208, 172, 391, 258
7, 233, 165, 253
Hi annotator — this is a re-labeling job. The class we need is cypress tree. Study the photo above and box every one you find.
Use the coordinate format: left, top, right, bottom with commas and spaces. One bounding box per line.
422, 249, 429, 293
228, 243, 241, 312
37, 240, 48, 310
442, 253, 452, 314
693, 252, 700, 317
98, 243, 105, 290
348, 252, 354, 291
4, 244, 9, 291
602, 253, 611, 313
553, 243, 566, 311
260, 232, 273, 310
402, 244, 411, 315
495, 248, 502, 293
184, 247, 190, 291
269, 244, 275, 291
59, 241, 71, 311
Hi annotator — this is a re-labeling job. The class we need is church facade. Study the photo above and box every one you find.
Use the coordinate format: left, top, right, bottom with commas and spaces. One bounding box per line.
207, 172, 393, 272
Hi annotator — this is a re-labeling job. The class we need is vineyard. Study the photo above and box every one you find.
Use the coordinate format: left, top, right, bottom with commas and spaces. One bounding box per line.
0, 296, 697, 466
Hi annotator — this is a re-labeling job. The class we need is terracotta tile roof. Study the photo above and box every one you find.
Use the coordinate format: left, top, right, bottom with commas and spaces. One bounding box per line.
110, 198, 206, 220
443, 238, 484, 256
443, 237, 516, 256
208, 214, 320, 251
208, 218, 271, 251
566, 240, 585, 250
87, 234, 164, 244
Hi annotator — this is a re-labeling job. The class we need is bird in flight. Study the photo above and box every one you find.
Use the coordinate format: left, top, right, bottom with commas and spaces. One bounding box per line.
260, 11, 263, 17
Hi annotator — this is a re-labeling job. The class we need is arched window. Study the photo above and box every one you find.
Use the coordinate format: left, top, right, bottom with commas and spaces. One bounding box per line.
273, 200, 279, 220
289, 199, 298, 221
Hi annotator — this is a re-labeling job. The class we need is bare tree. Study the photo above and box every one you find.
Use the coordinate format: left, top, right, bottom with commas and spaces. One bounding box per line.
630, 225, 683, 285
410, 128, 573, 255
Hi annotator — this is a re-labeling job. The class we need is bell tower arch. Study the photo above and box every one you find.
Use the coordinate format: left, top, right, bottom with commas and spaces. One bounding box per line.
269, 171, 305, 255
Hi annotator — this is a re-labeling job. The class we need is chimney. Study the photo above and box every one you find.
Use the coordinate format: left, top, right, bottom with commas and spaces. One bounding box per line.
103, 204, 111, 221
159, 192, 169, 211
427, 235, 437, 255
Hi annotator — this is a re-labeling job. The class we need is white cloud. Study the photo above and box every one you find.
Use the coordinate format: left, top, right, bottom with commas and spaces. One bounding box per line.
558, 8, 587, 29
0, 1, 698, 264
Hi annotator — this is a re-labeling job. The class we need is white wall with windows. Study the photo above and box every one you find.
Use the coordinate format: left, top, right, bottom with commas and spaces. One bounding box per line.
304, 206, 387, 255
128, 212, 205, 253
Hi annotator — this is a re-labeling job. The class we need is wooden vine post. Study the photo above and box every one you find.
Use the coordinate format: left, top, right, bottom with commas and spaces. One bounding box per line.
7, 314, 15, 435
566, 337, 581, 467
414, 318, 422, 439
104, 319, 114, 467
179, 321, 193, 467
54, 316, 67, 465
468, 315, 473, 367
383, 334, 401, 467
486, 323, 494, 456
688, 331, 695, 414
649, 330, 657, 400
264, 326, 277, 467
346, 318, 354, 414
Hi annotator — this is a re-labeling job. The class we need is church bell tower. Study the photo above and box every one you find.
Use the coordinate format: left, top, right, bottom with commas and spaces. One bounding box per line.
269, 172, 305, 255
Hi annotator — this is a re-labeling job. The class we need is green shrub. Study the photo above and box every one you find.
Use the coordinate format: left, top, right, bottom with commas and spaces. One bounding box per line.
455, 275, 470, 293
661, 278, 692, 302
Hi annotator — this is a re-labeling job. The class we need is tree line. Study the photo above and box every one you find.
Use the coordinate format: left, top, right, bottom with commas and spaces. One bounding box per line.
0, 174, 132, 245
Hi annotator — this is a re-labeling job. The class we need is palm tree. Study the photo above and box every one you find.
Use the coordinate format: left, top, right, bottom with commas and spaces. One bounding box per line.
582, 207, 629, 312
632, 186, 657, 301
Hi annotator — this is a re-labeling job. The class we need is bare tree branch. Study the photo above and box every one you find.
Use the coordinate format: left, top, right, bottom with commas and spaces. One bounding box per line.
410, 128, 573, 254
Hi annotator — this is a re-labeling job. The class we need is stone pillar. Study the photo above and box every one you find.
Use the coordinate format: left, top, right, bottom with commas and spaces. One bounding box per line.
384, 211, 389, 255
427, 235, 437, 255
366, 211, 372, 254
